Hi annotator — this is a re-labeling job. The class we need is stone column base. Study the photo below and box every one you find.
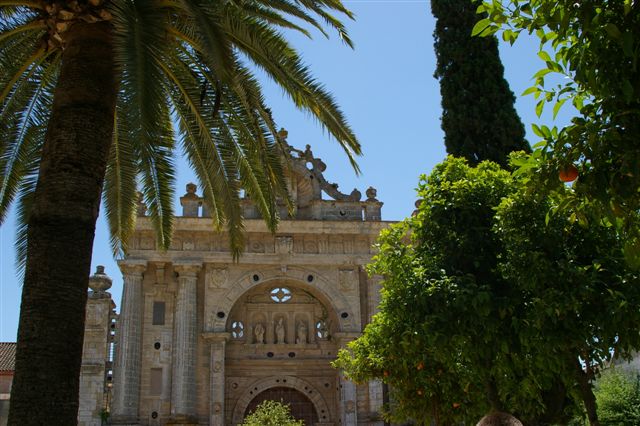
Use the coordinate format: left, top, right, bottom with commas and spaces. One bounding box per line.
109, 415, 140, 426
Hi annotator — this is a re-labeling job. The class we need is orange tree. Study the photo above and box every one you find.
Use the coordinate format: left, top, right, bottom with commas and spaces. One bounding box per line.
474, 0, 640, 267
334, 156, 640, 425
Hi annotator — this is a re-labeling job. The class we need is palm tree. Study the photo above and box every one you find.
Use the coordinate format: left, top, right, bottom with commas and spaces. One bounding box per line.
0, 2, 360, 424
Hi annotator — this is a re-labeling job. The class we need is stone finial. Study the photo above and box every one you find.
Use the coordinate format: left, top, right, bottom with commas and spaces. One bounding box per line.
180, 182, 201, 217
136, 191, 147, 217
412, 198, 422, 217
365, 186, 378, 202
89, 265, 112, 295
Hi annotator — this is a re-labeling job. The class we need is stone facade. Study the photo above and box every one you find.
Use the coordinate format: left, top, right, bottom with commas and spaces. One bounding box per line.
79, 139, 390, 425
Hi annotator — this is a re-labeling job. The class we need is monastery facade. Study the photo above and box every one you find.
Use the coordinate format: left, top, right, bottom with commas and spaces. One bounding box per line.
78, 139, 391, 426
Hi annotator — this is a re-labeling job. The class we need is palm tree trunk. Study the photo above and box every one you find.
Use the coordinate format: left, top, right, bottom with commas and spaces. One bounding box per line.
8, 21, 116, 426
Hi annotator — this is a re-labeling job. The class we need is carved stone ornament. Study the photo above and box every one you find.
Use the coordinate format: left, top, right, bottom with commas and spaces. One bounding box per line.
275, 236, 293, 254
88, 265, 112, 293
338, 269, 357, 292
206, 268, 228, 289
213, 361, 222, 373
283, 141, 363, 202
346, 400, 356, 413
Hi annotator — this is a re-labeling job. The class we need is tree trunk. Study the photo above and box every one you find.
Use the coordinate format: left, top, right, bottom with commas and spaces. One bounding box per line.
575, 359, 600, 426
8, 21, 116, 426
486, 377, 504, 412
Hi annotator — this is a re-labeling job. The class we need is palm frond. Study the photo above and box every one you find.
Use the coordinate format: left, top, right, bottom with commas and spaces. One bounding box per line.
112, 0, 177, 249
241, 0, 329, 38
180, 46, 291, 228
0, 52, 58, 225
103, 100, 138, 257
11, 83, 53, 273
173, 0, 236, 83
294, 0, 354, 46
232, 1, 313, 38
161, 48, 248, 255
0, 2, 43, 11
0, 24, 47, 105
0, 19, 45, 44
219, 61, 292, 222
222, 11, 361, 171
135, 109, 176, 251
14, 172, 36, 276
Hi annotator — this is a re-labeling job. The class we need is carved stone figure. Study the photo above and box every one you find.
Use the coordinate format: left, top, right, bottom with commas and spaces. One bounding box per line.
296, 321, 307, 344
254, 323, 265, 344
274, 318, 285, 344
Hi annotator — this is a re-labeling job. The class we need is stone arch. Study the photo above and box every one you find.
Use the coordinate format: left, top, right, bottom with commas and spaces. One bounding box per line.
207, 266, 357, 333
231, 375, 333, 425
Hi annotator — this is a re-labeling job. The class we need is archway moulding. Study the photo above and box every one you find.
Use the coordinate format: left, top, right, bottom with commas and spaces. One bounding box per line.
208, 266, 357, 333
231, 375, 333, 425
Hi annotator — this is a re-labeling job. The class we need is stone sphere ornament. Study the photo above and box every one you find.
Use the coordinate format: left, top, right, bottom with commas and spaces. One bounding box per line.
476, 412, 523, 426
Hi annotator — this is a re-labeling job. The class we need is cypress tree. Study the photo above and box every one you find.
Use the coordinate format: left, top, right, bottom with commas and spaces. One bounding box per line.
431, 0, 530, 167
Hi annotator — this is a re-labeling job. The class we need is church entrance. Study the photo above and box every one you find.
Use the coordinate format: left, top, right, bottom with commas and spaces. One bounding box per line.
244, 387, 319, 425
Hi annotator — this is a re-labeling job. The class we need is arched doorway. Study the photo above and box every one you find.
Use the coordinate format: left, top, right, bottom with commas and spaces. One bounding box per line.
244, 387, 319, 425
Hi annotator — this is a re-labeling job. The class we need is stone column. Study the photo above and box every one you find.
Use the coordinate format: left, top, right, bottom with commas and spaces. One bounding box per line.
170, 262, 201, 423
366, 275, 384, 423
203, 332, 230, 426
111, 261, 147, 425
79, 266, 115, 426
336, 333, 360, 426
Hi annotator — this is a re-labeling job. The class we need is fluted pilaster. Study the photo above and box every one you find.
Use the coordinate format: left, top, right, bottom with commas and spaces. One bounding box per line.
336, 333, 360, 426
203, 332, 230, 426
170, 262, 201, 422
111, 260, 146, 424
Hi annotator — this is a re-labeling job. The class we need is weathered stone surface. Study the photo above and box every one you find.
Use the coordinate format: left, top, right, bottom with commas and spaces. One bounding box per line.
80, 142, 391, 425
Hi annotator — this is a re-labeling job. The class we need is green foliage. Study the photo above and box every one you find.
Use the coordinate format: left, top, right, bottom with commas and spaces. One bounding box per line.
572, 368, 640, 426
335, 156, 640, 425
477, 0, 640, 267
0, 0, 360, 262
241, 400, 304, 426
595, 369, 640, 425
431, 0, 530, 167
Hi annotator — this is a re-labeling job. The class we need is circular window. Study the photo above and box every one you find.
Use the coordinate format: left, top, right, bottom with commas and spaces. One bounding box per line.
231, 321, 244, 338
316, 321, 329, 339
270, 287, 292, 303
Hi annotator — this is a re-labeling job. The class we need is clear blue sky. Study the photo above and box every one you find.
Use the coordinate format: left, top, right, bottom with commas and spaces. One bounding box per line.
0, 2, 568, 341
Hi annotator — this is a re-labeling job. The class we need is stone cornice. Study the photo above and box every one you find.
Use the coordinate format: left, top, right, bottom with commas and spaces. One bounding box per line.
134, 217, 392, 235
202, 332, 231, 343
126, 252, 375, 266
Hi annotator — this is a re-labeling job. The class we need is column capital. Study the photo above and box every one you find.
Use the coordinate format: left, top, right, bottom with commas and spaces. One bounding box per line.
118, 259, 147, 276
202, 332, 231, 343
173, 261, 202, 276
